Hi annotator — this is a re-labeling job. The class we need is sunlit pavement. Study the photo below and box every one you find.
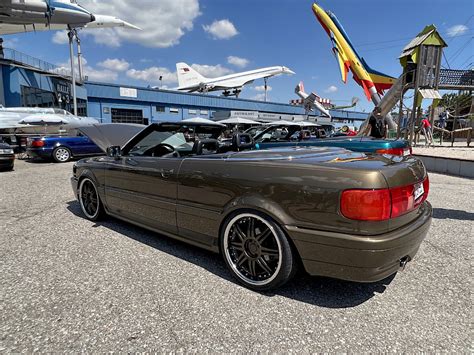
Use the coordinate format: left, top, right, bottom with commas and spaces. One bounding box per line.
1, 160, 472, 352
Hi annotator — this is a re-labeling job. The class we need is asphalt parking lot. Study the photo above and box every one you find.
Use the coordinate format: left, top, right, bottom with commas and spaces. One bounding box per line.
1, 160, 472, 352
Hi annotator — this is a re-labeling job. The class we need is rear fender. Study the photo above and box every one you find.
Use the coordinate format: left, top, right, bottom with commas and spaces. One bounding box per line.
219, 194, 294, 230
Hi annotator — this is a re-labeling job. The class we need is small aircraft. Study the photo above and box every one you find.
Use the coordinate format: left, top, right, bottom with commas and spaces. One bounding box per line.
311, 3, 395, 103
294, 81, 332, 118
176, 62, 295, 97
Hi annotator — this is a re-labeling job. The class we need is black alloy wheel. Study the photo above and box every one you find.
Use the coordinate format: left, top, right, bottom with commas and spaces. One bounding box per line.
221, 212, 296, 291
79, 178, 104, 221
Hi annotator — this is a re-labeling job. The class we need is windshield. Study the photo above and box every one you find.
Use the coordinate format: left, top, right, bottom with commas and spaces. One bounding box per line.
125, 123, 223, 157
128, 131, 192, 156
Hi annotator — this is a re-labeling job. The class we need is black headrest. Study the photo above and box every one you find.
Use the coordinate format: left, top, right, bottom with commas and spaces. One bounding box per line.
231, 133, 254, 151
192, 139, 219, 155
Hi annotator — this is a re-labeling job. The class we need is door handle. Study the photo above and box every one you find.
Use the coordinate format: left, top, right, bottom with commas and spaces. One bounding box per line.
160, 168, 174, 178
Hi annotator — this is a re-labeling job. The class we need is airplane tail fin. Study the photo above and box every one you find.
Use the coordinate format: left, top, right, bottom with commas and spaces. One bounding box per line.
361, 58, 396, 95
176, 62, 206, 89
295, 81, 308, 99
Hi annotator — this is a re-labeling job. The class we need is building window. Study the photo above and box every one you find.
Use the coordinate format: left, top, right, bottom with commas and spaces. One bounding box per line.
170, 108, 179, 114
200, 110, 208, 115
111, 108, 146, 124
189, 109, 197, 114
156, 105, 165, 113
21, 85, 87, 116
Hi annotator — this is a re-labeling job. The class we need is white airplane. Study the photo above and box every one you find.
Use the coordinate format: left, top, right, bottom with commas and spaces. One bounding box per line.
0, 1, 139, 35
176, 62, 295, 97
295, 81, 331, 118
0, 0, 95, 29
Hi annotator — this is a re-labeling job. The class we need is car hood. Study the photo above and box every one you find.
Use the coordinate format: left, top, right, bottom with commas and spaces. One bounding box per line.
78, 123, 145, 152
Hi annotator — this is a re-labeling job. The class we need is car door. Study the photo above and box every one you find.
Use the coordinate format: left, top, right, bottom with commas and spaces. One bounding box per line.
104, 155, 182, 234
74, 133, 101, 155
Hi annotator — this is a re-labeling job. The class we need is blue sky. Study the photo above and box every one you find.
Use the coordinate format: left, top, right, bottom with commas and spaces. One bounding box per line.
3, 0, 473, 112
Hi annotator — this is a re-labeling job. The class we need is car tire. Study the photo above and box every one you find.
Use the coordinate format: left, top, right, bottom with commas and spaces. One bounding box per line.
220, 211, 297, 291
52, 147, 72, 163
78, 177, 105, 221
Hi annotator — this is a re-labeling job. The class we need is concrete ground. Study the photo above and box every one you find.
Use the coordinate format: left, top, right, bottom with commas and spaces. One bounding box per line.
413, 145, 473, 161
1, 160, 472, 352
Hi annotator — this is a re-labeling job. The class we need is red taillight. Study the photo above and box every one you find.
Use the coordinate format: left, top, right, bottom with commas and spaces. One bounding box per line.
341, 176, 429, 221
390, 184, 415, 218
341, 189, 391, 221
422, 175, 429, 202
30, 140, 44, 148
375, 147, 411, 156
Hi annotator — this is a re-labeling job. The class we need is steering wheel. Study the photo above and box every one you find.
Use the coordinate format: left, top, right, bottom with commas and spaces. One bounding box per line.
153, 143, 175, 157
143, 143, 175, 157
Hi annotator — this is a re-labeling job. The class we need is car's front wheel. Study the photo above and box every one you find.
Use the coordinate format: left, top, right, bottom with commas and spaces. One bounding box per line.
78, 177, 104, 221
221, 211, 297, 291
52, 147, 71, 163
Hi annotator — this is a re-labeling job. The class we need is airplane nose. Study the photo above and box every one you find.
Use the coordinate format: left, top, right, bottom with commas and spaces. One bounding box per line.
90, 14, 96, 22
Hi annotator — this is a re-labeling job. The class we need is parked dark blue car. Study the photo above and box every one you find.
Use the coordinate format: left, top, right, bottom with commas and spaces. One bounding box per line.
27, 134, 103, 163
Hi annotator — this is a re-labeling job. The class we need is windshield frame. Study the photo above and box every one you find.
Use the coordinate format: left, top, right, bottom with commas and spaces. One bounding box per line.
121, 122, 224, 156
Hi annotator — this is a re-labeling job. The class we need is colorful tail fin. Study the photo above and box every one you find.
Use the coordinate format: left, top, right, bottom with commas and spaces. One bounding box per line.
361, 58, 396, 95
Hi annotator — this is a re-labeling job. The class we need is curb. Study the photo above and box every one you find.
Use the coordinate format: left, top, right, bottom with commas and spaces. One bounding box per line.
414, 154, 474, 179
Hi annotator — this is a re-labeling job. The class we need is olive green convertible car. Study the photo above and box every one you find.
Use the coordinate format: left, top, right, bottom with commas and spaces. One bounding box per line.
71, 122, 432, 291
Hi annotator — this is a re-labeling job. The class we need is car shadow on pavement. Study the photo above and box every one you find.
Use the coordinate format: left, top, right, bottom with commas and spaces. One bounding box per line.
23, 158, 53, 164
432, 208, 474, 221
67, 200, 395, 309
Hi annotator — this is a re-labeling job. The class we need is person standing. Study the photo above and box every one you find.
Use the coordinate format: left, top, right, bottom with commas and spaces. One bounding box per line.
438, 111, 447, 129
364, 107, 388, 139
421, 117, 433, 145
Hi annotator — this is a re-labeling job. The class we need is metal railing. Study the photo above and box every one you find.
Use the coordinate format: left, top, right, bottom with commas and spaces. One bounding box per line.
2, 48, 81, 80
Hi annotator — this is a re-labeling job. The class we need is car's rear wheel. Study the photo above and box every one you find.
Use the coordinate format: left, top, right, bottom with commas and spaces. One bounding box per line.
52, 147, 71, 163
221, 211, 296, 291
79, 178, 104, 221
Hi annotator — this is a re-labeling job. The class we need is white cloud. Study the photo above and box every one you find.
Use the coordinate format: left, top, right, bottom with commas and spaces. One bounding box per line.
203, 19, 238, 39
253, 85, 272, 92
251, 93, 267, 101
446, 24, 469, 37
324, 85, 338, 93
98, 58, 130, 72
52, 30, 70, 45
84, 67, 118, 82
3, 37, 19, 48
55, 57, 118, 83
126, 67, 177, 85
227, 55, 249, 68
77, 0, 201, 48
190, 64, 233, 78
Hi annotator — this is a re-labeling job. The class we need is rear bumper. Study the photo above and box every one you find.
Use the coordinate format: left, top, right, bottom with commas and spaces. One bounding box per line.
285, 202, 432, 282
27, 148, 53, 159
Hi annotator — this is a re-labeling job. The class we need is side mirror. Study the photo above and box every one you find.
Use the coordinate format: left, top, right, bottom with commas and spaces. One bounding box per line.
106, 146, 121, 159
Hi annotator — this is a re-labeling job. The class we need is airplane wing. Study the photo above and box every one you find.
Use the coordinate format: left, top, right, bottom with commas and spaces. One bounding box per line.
304, 93, 331, 118
330, 33, 350, 83
306, 93, 318, 105
0, 22, 66, 35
